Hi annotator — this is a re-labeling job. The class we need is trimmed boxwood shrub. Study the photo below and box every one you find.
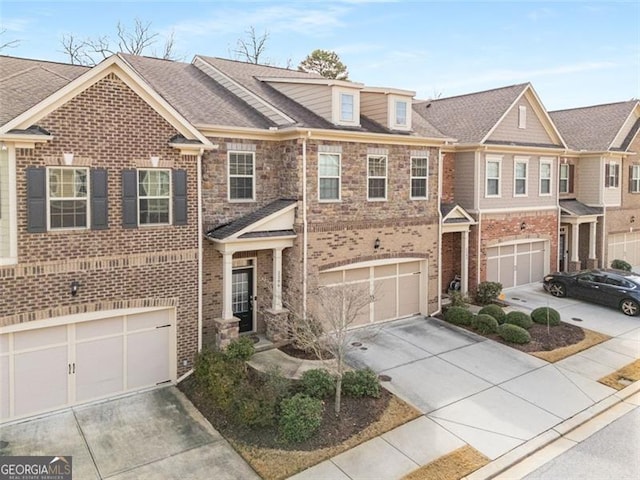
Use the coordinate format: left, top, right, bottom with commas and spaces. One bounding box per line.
342, 368, 380, 398
225, 336, 256, 361
531, 307, 561, 326
299, 368, 335, 399
504, 311, 533, 330
279, 393, 324, 444
444, 306, 474, 326
476, 281, 503, 305
611, 259, 632, 272
474, 314, 499, 334
478, 304, 506, 324
498, 323, 531, 344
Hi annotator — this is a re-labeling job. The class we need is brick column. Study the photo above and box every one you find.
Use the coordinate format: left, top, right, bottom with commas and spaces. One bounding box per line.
214, 317, 239, 350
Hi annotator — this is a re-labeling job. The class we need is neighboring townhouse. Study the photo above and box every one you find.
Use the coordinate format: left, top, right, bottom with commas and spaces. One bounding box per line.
120, 55, 451, 346
414, 83, 567, 294
0, 55, 212, 422
550, 101, 640, 272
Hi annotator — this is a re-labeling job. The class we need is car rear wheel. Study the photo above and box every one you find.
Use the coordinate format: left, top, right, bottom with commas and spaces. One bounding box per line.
548, 282, 566, 297
620, 299, 640, 316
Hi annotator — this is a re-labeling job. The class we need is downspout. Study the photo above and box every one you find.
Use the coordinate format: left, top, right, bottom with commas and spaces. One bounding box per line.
197, 148, 204, 352
475, 150, 482, 287
435, 147, 443, 316
302, 132, 310, 320
555, 156, 561, 272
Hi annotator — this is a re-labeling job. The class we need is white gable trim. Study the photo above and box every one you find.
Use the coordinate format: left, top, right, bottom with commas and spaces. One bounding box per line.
1, 55, 212, 147
217, 202, 297, 242
442, 204, 476, 224
609, 102, 640, 151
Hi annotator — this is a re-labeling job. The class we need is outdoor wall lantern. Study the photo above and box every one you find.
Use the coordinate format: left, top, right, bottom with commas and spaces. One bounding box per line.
374, 238, 381, 250
70, 281, 80, 297
631, 216, 636, 224
520, 221, 527, 231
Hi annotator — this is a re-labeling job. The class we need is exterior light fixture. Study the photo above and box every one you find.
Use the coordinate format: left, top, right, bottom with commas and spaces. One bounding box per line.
374, 238, 381, 249
70, 281, 80, 296
520, 222, 527, 231
632, 216, 636, 224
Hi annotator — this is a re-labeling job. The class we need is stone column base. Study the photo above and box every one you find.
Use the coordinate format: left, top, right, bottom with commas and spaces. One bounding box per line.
264, 308, 290, 343
586, 258, 598, 269
568, 261, 582, 272
214, 317, 240, 350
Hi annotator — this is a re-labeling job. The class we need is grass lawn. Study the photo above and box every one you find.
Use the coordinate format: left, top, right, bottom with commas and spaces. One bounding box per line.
599, 359, 640, 390
402, 446, 489, 480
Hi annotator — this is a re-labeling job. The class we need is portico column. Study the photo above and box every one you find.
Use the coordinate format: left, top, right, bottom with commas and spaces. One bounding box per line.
222, 251, 234, 320
571, 223, 580, 263
588, 221, 597, 259
272, 247, 283, 310
461, 230, 469, 295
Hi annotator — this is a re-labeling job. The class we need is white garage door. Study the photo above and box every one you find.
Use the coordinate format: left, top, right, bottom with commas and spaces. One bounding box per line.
608, 232, 640, 268
319, 259, 425, 327
486, 240, 547, 289
0, 308, 175, 422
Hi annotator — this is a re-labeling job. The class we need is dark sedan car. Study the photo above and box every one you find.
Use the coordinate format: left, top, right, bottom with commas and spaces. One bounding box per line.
543, 269, 640, 316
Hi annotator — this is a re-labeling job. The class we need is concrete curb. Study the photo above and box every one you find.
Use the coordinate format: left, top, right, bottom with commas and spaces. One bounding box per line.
462, 380, 640, 480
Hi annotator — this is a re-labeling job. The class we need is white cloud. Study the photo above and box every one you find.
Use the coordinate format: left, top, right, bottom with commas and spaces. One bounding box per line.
0, 17, 33, 32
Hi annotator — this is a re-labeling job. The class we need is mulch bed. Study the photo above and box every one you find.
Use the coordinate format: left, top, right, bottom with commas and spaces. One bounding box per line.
179, 375, 390, 451
278, 343, 335, 360
488, 322, 586, 352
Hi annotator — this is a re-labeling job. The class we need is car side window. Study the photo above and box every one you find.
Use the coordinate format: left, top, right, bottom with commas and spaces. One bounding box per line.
577, 273, 594, 283
605, 277, 623, 287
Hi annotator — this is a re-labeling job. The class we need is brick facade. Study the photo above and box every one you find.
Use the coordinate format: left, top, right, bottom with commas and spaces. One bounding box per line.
0, 73, 199, 376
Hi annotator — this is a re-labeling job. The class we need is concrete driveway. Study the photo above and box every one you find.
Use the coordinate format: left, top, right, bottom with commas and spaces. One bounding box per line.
0, 387, 259, 480
503, 283, 640, 337
289, 315, 640, 480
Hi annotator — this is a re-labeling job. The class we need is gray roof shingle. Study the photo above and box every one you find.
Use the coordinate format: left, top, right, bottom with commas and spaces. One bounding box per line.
559, 199, 603, 216
206, 199, 297, 240
550, 101, 639, 151
413, 83, 529, 143
0, 56, 88, 126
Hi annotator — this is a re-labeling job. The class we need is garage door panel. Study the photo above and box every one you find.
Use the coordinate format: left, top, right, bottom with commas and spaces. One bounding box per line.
76, 316, 123, 340
127, 328, 171, 389
13, 325, 66, 350
374, 278, 397, 322
399, 261, 421, 275
500, 257, 515, 288
345, 268, 369, 282
319, 271, 342, 286
609, 232, 640, 267
14, 346, 68, 416
75, 336, 124, 402
398, 274, 420, 317
127, 310, 173, 331
375, 264, 397, 278
1, 355, 9, 420
487, 241, 548, 288
516, 253, 530, 285
531, 250, 545, 282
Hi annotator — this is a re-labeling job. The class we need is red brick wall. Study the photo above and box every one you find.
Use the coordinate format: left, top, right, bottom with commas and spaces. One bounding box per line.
441, 152, 455, 203
1, 72, 199, 376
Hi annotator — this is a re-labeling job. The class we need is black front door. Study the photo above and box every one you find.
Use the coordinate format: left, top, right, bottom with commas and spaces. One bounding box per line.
559, 233, 566, 272
232, 268, 254, 333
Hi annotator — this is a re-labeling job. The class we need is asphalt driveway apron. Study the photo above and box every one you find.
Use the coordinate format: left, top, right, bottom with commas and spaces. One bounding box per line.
0, 387, 259, 480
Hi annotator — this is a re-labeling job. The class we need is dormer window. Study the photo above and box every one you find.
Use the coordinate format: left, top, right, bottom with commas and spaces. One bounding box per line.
518, 106, 527, 129
340, 93, 354, 122
395, 101, 407, 126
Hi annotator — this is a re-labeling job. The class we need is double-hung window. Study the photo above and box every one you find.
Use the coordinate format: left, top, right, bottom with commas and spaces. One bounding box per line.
340, 93, 354, 122
539, 159, 552, 195
228, 152, 255, 201
485, 157, 501, 197
559, 164, 570, 193
410, 156, 428, 199
631, 165, 640, 193
48, 167, 89, 229
395, 101, 408, 127
318, 153, 340, 201
138, 169, 170, 225
514, 157, 528, 196
605, 162, 620, 188
367, 155, 387, 200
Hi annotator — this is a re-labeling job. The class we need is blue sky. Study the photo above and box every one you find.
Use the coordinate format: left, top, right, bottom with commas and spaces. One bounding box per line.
1, 0, 638, 110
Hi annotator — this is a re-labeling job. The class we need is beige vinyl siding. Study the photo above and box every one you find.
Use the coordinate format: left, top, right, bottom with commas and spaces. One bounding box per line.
454, 152, 477, 210
488, 96, 555, 145
479, 153, 557, 210
577, 156, 602, 205
269, 83, 332, 121
611, 112, 639, 149
360, 92, 387, 127
603, 157, 622, 207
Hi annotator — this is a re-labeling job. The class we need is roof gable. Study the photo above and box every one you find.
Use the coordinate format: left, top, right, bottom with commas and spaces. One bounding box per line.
1, 54, 211, 147
550, 100, 639, 151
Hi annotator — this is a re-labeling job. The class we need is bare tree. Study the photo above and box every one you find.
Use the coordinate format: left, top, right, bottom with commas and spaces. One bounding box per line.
59, 18, 179, 66
0, 28, 20, 51
233, 26, 270, 64
268, 281, 375, 415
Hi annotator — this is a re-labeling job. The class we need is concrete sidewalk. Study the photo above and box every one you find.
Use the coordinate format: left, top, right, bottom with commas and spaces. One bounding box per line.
287, 316, 640, 480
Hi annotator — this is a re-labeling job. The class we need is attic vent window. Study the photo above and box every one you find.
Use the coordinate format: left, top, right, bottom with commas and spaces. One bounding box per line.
518, 106, 527, 129
340, 93, 354, 122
